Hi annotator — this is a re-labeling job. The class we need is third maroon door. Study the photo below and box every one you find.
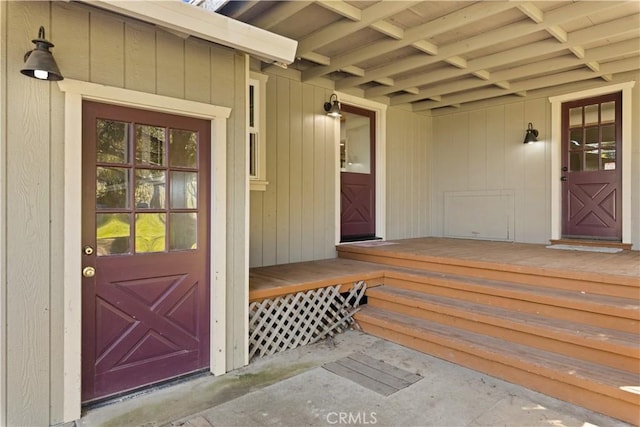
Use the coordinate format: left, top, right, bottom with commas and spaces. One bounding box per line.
81, 101, 211, 402
561, 92, 622, 240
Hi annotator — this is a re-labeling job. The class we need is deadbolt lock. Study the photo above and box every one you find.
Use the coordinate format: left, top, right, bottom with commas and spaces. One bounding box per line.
83, 245, 94, 255
82, 266, 96, 278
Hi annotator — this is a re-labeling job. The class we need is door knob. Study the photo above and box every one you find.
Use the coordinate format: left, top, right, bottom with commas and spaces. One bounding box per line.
82, 266, 96, 278
561, 176, 568, 181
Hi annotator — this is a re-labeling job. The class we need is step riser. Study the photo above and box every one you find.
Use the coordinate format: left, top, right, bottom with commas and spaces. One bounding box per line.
368, 297, 638, 372
340, 252, 638, 299
357, 319, 640, 426
384, 277, 639, 333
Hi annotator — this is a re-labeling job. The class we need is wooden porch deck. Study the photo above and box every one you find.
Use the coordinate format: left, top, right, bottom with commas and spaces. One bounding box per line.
248, 238, 639, 424
249, 238, 639, 301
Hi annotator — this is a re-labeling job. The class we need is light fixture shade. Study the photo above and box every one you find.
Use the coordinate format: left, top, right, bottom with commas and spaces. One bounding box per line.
20, 27, 63, 81
523, 122, 538, 144
323, 94, 341, 117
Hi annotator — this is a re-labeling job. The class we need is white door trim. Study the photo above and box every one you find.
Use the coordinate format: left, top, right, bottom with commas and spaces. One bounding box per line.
333, 92, 387, 244
549, 81, 635, 244
56, 79, 230, 422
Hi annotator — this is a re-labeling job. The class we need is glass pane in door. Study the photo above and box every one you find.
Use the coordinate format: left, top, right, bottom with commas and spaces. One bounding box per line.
341, 111, 371, 174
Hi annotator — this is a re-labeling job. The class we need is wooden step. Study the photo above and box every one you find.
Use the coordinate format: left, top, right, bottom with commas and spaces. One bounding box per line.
366, 286, 639, 372
355, 306, 640, 425
338, 247, 640, 300
382, 269, 639, 333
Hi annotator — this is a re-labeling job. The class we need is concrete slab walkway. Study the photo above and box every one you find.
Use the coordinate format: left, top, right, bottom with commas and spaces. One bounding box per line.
79, 330, 630, 427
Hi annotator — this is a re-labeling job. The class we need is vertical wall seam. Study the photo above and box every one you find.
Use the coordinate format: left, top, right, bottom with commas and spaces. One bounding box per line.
0, 0, 8, 424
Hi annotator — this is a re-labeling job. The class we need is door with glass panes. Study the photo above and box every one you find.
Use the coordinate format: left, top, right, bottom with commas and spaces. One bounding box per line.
561, 92, 622, 240
81, 101, 210, 402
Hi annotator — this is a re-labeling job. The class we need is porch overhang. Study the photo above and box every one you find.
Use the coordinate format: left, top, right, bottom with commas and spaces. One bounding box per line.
81, 0, 298, 66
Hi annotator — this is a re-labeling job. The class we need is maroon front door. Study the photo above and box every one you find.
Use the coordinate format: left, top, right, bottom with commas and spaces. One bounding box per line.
340, 105, 376, 242
81, 101, 211, 402
561, 92, 622, 240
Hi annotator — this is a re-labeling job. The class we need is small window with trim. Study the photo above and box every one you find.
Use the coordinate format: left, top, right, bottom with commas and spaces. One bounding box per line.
249, 72, 268, 191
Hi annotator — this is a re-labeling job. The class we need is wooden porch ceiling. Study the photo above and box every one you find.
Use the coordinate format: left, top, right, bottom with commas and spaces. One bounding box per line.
208, 1, 640, 114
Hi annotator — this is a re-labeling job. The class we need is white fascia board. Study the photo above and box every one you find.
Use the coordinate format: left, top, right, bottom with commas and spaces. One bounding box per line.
85, 0, 298, 65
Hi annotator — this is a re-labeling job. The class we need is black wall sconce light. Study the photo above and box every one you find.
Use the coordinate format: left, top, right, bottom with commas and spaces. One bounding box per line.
523, 122, 538, 144
323, 93, 341, 118
20, 26, 63, 81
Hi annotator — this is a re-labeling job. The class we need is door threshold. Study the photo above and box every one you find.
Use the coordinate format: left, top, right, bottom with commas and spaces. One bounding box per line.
549, 239, 632, 251
82, 369, 210, 411
340, 236, 382, 244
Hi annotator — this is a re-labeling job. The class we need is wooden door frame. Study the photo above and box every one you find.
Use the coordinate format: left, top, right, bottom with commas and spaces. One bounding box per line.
549, 81, 635, 245
333, 92, 387, 245
57, 79, 231, 422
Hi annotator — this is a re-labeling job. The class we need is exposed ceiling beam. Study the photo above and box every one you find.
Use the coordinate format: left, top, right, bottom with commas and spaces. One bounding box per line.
366, 13, 640, 98
334, 1, 622, 90
412, 56, 640, 111
302, 1, 516, 81
225, 0, 261, 19
84, 0, 298, 64
316, 0, 361, 21
391, 38, 639, 105
297, 1, 409, 55
251, 1, 312, 30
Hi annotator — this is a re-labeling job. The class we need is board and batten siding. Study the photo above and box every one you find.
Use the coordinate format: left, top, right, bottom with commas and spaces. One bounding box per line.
249, 71, 432, 267
432, 98, 549, 243
249, 75, 337, 267
1, 1, 247, 425
385, 108, 431, 240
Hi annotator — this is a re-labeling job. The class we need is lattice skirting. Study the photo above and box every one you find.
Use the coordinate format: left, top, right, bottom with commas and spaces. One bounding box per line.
248, 281, 367, 360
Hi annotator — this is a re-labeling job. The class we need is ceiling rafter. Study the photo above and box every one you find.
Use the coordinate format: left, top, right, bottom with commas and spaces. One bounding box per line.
365, 13, 639, 99
297, 1, 410, 56
391, 38, 639, 106
301, 1, 516, 81
251, 1, 313, 30
316, 0, 361, 21
412, 56, 639, 112
334, 1, 622, 91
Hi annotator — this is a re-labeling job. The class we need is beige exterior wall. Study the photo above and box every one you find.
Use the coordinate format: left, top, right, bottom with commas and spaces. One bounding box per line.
432, 98, 549, 243
0, 2, 247, 425
431, 71, 640, 248
249, 73, 337, 267
249, 71, 432, 267
386, 108, 432, 240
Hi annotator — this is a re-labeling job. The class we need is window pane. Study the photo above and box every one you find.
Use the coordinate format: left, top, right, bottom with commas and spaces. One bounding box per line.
342, 111, 371, 174
249, 84, 255, 128
569, 107, 582, 127
585, 150, 599, 171
584, 104, 598, 126
96, 213, 130, 256
136, 125, 165, 166
570, 152, 582, 172
602, 149, 616, 170
135, 169, 166, 209
97, 119, 128, 164
584, 126, 599, 149
170, 171, 198, 209
169, 129, 198, 168
569, 129, 582, 149
170, 213, 197, 251
249, 132, 257, 177
601, 124, 615, 148
96, 167, 129, 209
135, 213, 166, 253
601, 101, 615, 123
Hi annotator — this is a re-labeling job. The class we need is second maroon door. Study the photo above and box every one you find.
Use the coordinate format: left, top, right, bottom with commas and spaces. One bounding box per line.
340, 104, 376, 241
